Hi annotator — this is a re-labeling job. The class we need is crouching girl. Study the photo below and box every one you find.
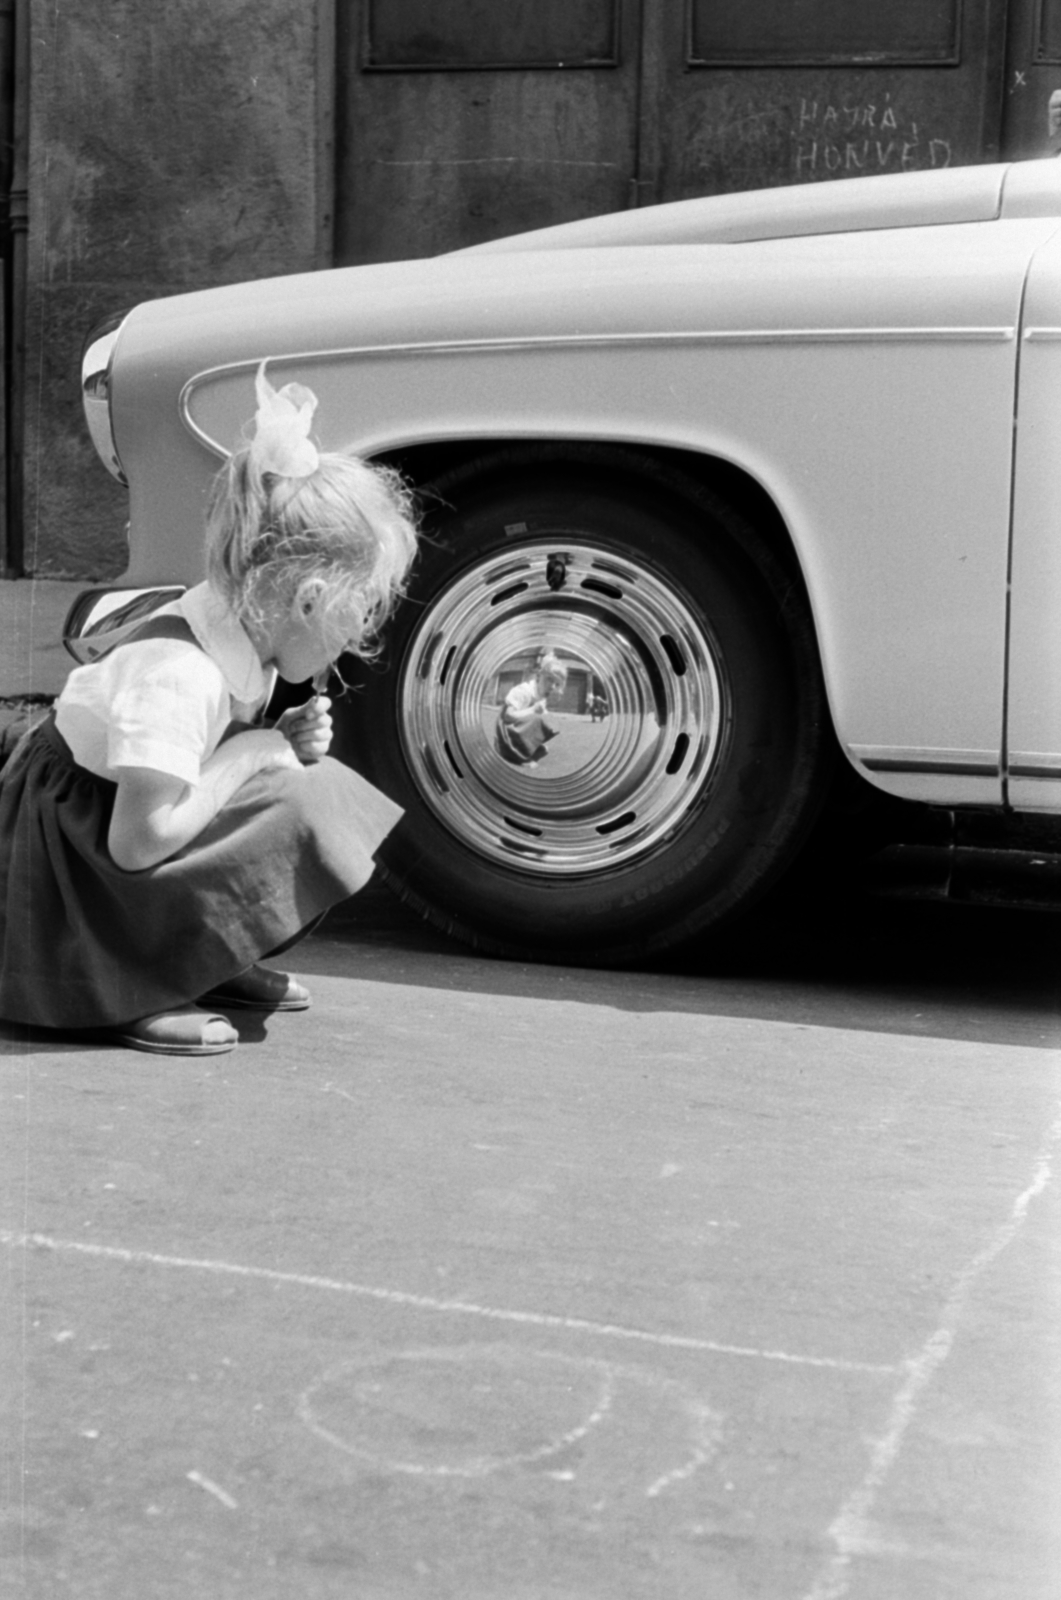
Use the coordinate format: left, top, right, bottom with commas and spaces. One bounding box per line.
0, 367, 417, 1055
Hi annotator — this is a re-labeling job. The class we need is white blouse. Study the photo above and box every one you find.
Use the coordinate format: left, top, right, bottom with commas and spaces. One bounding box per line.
504, 680, 542, 716
54, 583, 275, 786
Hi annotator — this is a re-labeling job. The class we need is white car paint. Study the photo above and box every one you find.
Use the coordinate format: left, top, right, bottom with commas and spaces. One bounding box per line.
95, 160, 1061, 813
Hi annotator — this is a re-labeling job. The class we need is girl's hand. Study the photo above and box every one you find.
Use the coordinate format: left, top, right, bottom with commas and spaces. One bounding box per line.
275, 695, 333, 764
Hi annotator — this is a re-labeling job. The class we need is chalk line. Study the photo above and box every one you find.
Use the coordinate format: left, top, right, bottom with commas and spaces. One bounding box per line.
186, 1469, 238, 1510
802, 1102, 1061, 1600
645, 1400, 723, 1499
0, 1229, 895, 1375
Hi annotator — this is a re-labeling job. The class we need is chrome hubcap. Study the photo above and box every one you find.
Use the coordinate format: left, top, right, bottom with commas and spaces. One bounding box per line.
399, 540, 726, 876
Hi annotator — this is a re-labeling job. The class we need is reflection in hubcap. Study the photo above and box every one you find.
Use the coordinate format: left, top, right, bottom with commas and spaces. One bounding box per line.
399, 541, 726, 874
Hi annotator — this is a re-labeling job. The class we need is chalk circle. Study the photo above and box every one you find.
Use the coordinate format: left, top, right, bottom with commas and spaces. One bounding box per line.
299, 1345, 616, 1478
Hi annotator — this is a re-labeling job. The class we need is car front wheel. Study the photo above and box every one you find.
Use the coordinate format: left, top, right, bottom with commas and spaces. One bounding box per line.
333, 450, 830, 964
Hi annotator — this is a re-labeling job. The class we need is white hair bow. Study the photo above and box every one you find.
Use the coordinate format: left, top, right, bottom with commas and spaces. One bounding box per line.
249, 362, 320, 479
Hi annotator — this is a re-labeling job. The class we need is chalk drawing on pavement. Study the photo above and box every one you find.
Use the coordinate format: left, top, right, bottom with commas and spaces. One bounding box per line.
298, 1343, 724, 1498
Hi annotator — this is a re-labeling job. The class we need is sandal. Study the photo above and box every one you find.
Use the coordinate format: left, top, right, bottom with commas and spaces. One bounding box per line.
109, 1005, 238, 1056
198, 964, 311, 1012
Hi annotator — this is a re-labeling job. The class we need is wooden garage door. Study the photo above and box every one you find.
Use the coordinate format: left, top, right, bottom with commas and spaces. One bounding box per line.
335, 0, 642, 264
335, 0, 1030, 266
637, 0, 1009, 205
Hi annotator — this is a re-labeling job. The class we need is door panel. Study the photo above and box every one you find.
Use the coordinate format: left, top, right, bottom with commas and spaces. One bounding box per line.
336, 0, 642, 263
336, 2, 1015, 264
362, 0, 620, 69
636, 0, 1009, 204
688, 0, 962, 64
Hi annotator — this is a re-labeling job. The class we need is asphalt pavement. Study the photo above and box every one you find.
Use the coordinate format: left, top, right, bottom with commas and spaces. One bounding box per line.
2, 881, 1059, 1600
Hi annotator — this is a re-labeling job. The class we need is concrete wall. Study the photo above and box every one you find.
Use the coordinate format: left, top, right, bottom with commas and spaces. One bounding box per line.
23, 0, 332, 578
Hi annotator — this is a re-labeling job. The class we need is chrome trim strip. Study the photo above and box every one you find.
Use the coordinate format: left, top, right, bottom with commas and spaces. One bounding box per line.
861, 758, 999, 777
184, 327, 1016, 378
852, 744, 1001, 778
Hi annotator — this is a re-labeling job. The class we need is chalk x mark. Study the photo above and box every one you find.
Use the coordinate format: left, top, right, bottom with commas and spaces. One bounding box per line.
0, 1231, 894, 1375
802, 1102, 1061, 1600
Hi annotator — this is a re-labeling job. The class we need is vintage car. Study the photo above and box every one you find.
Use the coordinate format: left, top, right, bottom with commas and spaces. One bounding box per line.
75, 159, 1061, 962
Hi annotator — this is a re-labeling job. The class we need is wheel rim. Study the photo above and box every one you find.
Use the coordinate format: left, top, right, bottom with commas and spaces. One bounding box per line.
398, 539, 727, 876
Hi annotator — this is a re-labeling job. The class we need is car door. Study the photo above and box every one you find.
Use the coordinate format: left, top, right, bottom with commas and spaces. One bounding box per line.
1006, 217, 1061, 812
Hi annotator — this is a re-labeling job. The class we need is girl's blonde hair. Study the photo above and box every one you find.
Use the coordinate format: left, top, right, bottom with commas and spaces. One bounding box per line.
538, 652, 567, 688
205, 445, 418, 660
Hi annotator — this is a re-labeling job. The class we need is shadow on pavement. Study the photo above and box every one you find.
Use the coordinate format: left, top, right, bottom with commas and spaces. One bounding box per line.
310, 878, 1061, 1051
3, 880, 1057, 1056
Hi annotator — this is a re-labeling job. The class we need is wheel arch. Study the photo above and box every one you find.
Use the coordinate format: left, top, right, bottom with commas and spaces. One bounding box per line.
376, 434, 842, 753
379, 438, 802, 584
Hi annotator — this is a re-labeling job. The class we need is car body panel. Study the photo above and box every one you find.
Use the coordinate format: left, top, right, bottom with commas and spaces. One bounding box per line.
457, 158, 1061, 254
1007, 223, 1061, 813
105, 203, 1061, 809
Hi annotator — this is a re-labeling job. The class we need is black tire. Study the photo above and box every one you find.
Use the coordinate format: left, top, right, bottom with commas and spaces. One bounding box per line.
333, 446, 830, 964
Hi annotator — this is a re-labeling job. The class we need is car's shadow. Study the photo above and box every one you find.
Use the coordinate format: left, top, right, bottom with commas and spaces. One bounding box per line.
311, 877, 1061, 1051
3, 880, 1056, 1056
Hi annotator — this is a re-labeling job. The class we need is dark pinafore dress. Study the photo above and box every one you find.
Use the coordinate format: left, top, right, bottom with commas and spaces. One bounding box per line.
0, 616, 402, 1030
494, 708, 560, 766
